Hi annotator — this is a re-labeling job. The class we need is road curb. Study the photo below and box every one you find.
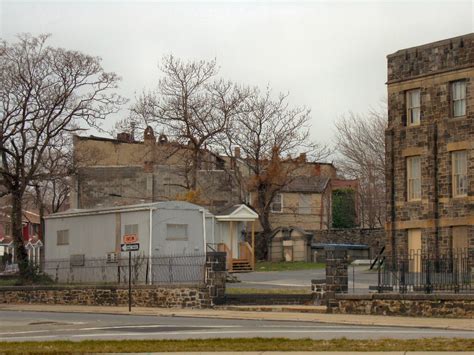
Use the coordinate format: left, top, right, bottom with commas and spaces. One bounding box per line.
0, 304, 472, 332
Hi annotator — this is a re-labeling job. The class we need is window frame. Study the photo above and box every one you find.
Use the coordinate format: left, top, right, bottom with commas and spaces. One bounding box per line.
4, 223, 11, 236
452, 150, 468, 197
451, 80, 467, 118
406, 89, 421, 126
57, 229, 70, 246
407, 156, 422, 201
166, 223, 189, 241
270, 193, 283, 213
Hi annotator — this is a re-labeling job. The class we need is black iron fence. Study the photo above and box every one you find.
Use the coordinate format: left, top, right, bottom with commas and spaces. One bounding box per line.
42, 253, 208, 286
376, 250, 472, 293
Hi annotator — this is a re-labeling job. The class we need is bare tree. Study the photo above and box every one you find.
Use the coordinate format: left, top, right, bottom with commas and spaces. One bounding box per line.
224, 88, 331, 258
128, 55, 248, 189
0, 34, 124, 278
334, 108, 387, 228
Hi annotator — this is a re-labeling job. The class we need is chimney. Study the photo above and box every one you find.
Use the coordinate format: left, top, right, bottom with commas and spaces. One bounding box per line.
299, 152, 307, 162
117, 132, 133, 143
234, 147, 241, 159
144, 126, 156, 145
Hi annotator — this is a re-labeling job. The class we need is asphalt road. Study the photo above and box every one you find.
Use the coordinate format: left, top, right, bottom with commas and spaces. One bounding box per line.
0, 310, 472, 341
229, 266, 377, 292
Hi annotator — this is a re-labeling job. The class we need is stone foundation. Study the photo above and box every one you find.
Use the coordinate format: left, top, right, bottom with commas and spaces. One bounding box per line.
0, 285, 212, 308
332, 293, 474, 318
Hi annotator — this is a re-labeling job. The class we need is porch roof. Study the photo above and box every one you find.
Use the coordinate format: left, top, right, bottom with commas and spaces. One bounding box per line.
215, 204, 258, 222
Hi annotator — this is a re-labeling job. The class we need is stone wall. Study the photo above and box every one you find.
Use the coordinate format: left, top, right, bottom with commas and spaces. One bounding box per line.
0, 285, 212, 308
312, 228, 386, 258
387, 34, 474, 83
224, 293, 314, 306
332, 293, 474, 318
385, 33, 474, 258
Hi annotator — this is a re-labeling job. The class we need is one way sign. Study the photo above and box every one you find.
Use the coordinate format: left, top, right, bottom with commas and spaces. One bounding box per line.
121, 243, 139, 252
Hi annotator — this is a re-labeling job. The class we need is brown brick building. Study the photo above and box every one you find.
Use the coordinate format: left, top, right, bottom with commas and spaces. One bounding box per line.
71, 131, 344, 232
385, 33, 474, 259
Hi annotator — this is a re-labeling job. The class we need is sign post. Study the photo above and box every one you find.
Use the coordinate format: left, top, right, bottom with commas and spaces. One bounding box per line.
121, 234, 139, 313
128, 250, 132, 312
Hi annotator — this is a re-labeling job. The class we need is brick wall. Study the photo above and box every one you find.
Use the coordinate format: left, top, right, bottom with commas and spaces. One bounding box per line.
74, 165, 241, 214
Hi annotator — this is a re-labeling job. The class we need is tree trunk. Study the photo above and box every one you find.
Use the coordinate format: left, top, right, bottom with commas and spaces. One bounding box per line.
11, 189, 28, 276
257, 186, 273, 260
35, 184, 46, 268
191, 148, 201, 190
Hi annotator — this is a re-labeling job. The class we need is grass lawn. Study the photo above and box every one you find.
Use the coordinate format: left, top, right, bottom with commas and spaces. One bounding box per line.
226, 287, 310, 294
255, 260, 325, 272
0, 338, 472, 353
0, 278, 19, 286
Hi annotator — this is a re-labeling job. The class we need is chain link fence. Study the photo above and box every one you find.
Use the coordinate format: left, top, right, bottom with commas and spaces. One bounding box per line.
42, 253, 207, 286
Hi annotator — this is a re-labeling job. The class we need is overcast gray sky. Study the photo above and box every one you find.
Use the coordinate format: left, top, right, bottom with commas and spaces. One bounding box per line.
1, 1, 473, 147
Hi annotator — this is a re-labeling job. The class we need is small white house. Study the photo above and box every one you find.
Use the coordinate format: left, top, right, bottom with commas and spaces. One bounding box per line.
45, 201, 215, 259
44, 201, 259, 281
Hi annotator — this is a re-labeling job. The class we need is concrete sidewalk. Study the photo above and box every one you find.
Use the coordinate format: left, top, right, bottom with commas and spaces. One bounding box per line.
1, 304, 473, 331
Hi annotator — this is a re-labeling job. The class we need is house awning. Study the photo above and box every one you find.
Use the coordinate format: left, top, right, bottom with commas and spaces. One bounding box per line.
0, 236, 13, 247
215, 204, 259, 222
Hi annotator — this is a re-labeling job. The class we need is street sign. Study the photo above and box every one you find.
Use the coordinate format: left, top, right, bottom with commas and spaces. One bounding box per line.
123, 234, 138, 244
121, 243, 139, 252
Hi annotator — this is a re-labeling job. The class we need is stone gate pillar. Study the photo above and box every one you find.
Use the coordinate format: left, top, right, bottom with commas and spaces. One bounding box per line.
325, 247, 348, 310
205, 252, 227, 305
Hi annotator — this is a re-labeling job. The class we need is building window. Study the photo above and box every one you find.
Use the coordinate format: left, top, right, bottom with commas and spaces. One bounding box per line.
406, 89, 421, 126
452, 80, 466, 117
298, 194, 311, 214
166, 224, 188, 240
407, 156, 421, 201
57, 230, 69, 246
452, 150, 468, 197
270, 193, 283, 213
124, 224, 138, 237
4, 223, 11, 236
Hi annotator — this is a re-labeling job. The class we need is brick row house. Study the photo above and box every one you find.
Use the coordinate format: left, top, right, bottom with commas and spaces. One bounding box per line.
385, 33, 474, 263
0, 205, 42, 269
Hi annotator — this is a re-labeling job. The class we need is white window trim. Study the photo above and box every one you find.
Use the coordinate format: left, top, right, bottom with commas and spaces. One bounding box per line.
406, 89, 421, 126
270, 193, 283, 213
452, 150, 468, 198
407, 156, 421, 201
452, 80, 467, 118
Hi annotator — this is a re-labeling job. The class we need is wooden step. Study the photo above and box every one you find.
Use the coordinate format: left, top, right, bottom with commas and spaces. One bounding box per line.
231, 259, 252, 273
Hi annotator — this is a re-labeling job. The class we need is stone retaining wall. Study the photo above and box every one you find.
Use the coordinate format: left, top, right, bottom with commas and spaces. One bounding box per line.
224, 293, 313, 306
0, 285, 212, 308
331, 293, 474, 318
